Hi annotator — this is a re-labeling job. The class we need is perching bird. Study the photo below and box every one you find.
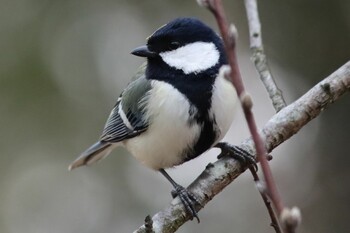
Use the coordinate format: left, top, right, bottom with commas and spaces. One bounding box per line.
69, 17, 255, 222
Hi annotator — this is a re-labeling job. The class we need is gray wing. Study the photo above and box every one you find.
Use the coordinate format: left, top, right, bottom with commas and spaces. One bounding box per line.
100, 63, 151, 143
69, 63, 150, 170
99, 100, 147, 142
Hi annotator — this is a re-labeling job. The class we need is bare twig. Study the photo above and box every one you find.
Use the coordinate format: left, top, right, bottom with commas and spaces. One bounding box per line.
205, 0, 286, 224
222, 66, 283, 233
133, 58, 350, 232
244, 0, 287, 231
249, 167, 282, 233
244, 0, 286, 112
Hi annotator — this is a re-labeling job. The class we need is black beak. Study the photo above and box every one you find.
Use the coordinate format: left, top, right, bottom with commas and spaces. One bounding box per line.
131, 45, 157, 58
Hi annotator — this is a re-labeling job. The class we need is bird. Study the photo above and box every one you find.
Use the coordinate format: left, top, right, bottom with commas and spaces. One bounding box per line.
69, 17, 255, 222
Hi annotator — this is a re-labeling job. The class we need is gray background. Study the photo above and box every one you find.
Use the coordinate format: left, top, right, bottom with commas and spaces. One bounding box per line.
1, 0, 349, 232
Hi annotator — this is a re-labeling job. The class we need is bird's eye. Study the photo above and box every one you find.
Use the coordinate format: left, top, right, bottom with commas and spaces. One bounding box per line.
169, 41, 180, 50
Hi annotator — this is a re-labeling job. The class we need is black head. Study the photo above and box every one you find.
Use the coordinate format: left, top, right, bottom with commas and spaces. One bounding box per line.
147, 17, 223, 53
131, 17, 227, 77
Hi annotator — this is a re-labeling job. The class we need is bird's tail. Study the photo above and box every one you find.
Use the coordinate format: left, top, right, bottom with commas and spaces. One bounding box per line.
69, 141, 113, 170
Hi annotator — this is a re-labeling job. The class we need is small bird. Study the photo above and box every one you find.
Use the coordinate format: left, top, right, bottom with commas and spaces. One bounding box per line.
69, 17, 255, 222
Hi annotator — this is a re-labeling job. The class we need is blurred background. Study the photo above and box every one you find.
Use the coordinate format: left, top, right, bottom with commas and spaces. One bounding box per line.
1, 0, 349, 232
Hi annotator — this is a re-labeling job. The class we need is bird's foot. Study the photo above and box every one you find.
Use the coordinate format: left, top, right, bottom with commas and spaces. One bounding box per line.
171, 184, 201, 223
215, 142, 258, 171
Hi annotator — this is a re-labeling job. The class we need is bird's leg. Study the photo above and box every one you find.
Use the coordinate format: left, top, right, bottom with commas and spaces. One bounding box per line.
215, 142, 258, 171
159, 169, 201, 223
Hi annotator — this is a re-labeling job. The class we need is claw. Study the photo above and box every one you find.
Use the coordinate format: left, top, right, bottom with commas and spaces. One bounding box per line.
172, 184, 201, 223
215, 142, 258, 172
159, 169, 201, 223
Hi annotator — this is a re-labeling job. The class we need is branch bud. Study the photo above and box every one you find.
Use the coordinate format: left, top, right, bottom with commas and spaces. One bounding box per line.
218, 65, 231, 81
196, 0, 210, 8
144, 215, 154, 233
255, 180, 267, 194
280, 207, 302, 230
240, 91, 253, 110
229, 24, 239, 42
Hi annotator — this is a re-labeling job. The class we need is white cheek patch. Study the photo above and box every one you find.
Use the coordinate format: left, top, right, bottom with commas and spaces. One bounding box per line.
159, 42, 220, 74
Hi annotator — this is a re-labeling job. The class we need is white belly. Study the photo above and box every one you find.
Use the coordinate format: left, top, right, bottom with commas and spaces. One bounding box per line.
124, 80, 201, 170
124, 77, 237, 170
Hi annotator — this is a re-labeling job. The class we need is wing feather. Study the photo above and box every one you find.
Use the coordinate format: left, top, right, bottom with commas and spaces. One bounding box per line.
69, 63, 150, 170
100, 65, 151, 143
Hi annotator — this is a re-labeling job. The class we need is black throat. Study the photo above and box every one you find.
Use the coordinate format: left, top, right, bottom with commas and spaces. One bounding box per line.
145, 56, 227, 161
146, 57, 219, 113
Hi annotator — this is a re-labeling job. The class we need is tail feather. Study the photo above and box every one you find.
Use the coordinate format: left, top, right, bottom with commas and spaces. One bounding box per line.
69, 142, 112, 170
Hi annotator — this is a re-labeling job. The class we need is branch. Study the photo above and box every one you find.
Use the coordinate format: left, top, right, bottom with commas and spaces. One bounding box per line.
249, 167, 282, 233
202, 0, 287, 230
133, 61, 350, 233
244, 0, 286, 112
244, 0, 287, 231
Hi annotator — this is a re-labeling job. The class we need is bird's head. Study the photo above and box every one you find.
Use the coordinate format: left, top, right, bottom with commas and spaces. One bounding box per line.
131, 17, 227, 76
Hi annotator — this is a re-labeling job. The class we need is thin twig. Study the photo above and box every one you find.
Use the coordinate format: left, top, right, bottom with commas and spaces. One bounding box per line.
249, 167, 282, 233
133, 60, 350, 233
244, 0, 286, 112
207, 0, 285, 220
244, 0, 288, 231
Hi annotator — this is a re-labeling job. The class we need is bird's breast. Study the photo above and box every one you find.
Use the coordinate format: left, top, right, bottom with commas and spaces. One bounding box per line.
210, 75, 238, 143
124, 80, 202, 170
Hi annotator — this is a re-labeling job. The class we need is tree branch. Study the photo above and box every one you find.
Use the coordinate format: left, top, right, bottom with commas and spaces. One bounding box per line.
244, 0, 286, 231
249, 167, 282, 233
133, 61, 350, 233
202, 0, 287, 231
244, 0, 286, 112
